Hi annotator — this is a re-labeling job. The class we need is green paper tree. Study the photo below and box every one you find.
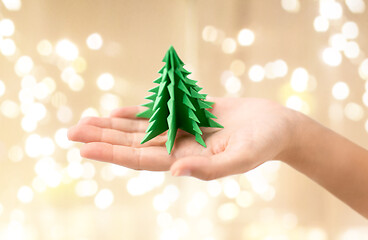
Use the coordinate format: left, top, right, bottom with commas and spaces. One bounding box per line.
137, 46, 223, 154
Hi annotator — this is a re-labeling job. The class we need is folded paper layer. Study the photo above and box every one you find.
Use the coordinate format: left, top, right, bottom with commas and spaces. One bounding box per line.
137, 45, 223, 154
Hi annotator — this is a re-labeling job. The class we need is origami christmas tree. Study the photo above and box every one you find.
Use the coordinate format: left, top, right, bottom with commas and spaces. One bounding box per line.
137, 46, 223, 154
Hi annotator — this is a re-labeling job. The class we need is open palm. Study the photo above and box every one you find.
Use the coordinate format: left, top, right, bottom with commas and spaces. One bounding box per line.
68, 97, 293, 180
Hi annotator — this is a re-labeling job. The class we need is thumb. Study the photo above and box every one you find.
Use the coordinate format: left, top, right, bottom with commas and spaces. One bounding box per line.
170, 152, 237, 181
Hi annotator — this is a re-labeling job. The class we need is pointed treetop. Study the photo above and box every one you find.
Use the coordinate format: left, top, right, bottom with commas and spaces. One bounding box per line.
162, 45, 184, 66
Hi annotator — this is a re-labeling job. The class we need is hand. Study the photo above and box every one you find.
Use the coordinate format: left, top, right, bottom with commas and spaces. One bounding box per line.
67, 97, 296, 180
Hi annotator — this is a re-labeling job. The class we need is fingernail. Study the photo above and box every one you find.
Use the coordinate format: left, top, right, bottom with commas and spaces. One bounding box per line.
173, 169, 191, 177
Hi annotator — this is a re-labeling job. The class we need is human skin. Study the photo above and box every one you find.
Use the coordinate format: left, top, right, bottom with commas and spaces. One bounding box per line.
67, 97, 368, 218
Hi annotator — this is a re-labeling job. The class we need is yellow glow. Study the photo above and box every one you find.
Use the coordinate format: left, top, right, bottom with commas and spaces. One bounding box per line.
322, 47, 342, 66
314, 16, 329, 32
36, 40, 53, 56
237, 29, 255, 46
224, 76, 241, 94
15, 56, 34, 76
75, 179, 98, 197
72, 57, 87, 73
342, 21, 359, 39
345, 0, 366, 14
217, 203, 239, 221
332, 81, 349, 100
343, 41, 360, 59
248, 65, 265, 82
230, 59, 245, 76
94, 189, 114, 209
0, 19, 15, 36
0, 38, 16, 56
68, 74, 85, 91
222, 38, 237, 54
236, 191, 254, 208
281, 0, 300, 13
290, 67, 309, 92
17, 186, 33, 203
319, 0, 343, 20
2, 0, 21, 11
97, 73, 115, 91
86, 33, 103, 50
56, 39, 79, 61
202, 25, 218, 42
307, 228, 327, 240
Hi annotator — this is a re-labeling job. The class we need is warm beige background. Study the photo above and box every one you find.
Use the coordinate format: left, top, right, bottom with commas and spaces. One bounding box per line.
0, 0, 367, 239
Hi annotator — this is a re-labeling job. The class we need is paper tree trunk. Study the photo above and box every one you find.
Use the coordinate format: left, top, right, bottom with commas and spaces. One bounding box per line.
137, 46, 223, 154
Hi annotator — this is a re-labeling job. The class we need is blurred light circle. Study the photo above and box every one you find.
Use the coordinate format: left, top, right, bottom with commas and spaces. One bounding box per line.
224, 76, 241, 94
57, 105, 73, 123
248, 65, 265, 82
344, 102, 364, 121
290, 67, 309, 92
320, 0, 343, 19
0, 38, 16, 56
362, 92, 368, 107
68, 74, 84, 91
42, 77, 56, 94
359, 59, 368, 80
273, 59, 288, 77
314, 16, 329, 32
1, 100, 19, 118
345, 0, 365, 13
163, 185, 180, 203
56, 39, 79, 61
281, 0, 300, 13
40, 137, 55, 156
332, 81, 349, 100
286, 95, 303, 111
21, 116, 37, 132
207, 180, 222, 197
97, 73, 115, 91
25, 134, 42, 158
2, 0, 21, 11
17, 186, 33, 203
307, 228, 327, 240
342, 21, 359, 39
82, 162, 96, 179
343, 41, 360, 59
15, 56, 34, 76
94, 189, 114, 209
0, 80, 5, 97
236, 191, 254, 208
237, 29, 255, 46
67, 162, 83, 179
55, 128, 73, 149
37, 40, 53, 56
223, 178, 240, 199
222, 38, 237, 54
100, 93, 120, 111
81, 107, 99, 118
322, 48, 342, 66
202, 25, 218, 42
230, 59, 245, 76
329, 34, 347, 50
86, 33, 103, 50
0, 19, 15, 36
72, 57, 87, 73
153, 194, 170, 212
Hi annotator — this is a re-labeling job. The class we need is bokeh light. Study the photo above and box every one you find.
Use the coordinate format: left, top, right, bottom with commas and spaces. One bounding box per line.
86, 33, 103, 50
332, 81, 350, 100
237, 29, 255, 46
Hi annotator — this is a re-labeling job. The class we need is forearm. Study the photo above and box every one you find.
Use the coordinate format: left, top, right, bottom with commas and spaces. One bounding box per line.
282, 111, 368, 218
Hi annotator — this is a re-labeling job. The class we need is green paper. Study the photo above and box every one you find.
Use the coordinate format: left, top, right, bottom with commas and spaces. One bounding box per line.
137, 45, 224, 154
